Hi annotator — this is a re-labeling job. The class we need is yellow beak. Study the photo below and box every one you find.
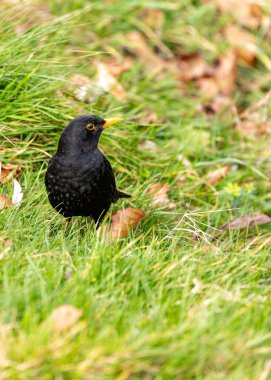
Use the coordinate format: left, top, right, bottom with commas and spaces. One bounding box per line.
102, 117, 123, 129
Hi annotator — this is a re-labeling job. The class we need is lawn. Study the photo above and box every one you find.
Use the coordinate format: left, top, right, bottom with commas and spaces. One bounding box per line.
1, 0, 271, 379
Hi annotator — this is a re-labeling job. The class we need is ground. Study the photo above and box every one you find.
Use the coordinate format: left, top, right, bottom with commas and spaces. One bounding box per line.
0, 0, 271, 379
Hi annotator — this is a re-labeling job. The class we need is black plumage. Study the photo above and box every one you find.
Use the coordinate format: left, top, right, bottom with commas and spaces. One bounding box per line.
45, 115, 130, 226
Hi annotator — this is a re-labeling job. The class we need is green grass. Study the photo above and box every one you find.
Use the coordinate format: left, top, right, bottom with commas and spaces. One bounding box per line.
1, 0, 271, 378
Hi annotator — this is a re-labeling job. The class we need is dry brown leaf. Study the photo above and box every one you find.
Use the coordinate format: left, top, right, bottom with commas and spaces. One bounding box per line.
236, 91, 271, 138
110, 208, 145, 239
200, 95, 232, 116
2, 1, 51, 36
213, 49, 237, 95
0, 164, 21, 183
130, 110, 160, 124
106, 58, 133, 77
197, 50, 237, 97
13, 4, 51, 36
219, 212, 271, 231
197, 77, 220, 98
224, 25, 257, 64
236, 119, 271, 138
176, 53, 211, 82
212, 0, 264, 29
240, 90, 271, 119
140, 8, 165, 30
0, 195, 12, 211
69, 74, 99, 103
50, 305, 82, 333
177, 154, 192, 167
206, 165, 230, 185
69, 59, 130, 102
0, 239, 13, 260
95, 62, 126, 100
174, 51, 236, 98
141, 110, 159, 124
147, 183, 176, 209
137, 140, 159, 153
126, 32, 166, 70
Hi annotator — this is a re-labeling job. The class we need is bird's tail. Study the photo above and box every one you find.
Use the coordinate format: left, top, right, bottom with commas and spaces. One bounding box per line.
117, 190, 131, 199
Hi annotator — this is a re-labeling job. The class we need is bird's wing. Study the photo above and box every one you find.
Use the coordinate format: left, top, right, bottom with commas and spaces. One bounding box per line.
103, 157, 119, 203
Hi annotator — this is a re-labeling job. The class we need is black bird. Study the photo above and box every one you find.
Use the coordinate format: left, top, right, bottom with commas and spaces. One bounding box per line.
45, 115, 130, 226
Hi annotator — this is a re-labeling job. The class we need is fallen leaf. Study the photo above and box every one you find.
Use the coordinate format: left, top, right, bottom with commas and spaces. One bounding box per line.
3, 239, 12, 251
200, 95, 232, 116
130, 110, 160, 125
105, 58, 133, 77
0, 195, 12, 211
0, 239, 13, 260
137, 140, 159, 153
219, 212, 271, 231
147, 183, 176, 209
212, 0, 264, 29
50, 305, 82, 333
95, 62, 126, 100
141, 110, 159, 124
176, 172, 187, 186
206, 165, 230, 185
176, 53, 211, 82
140, 8, 165, 30
69, 59, 131, 102
236, 91, 271, 138
0, 163, 21, 183
3, 3, 52, 36
176, 169, 195, 187
236, 119, 271, 139
214, 49, 237, 95
175, 50, 236, 98
197, 77, 220, 98
69, 74, 102, 103
224, 25, 257, 64
12, 179, 23, 206
197, 49, 237, 97
126, 32, 166, 71
177, 154, 192, 167
111, 208, 145, 239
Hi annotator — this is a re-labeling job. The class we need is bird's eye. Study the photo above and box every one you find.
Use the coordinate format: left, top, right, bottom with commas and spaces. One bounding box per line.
86, 123, 95, 131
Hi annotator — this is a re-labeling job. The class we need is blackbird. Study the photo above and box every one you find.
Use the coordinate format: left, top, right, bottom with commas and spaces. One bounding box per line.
45, 115, 130, 226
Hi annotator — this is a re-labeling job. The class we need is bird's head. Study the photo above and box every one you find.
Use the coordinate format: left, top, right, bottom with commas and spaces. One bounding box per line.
57, 114, 123, 155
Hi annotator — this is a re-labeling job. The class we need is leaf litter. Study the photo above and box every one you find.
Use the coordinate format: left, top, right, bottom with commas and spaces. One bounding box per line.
219, 213, 271, 231
147, 183, 176, 210
50, 305, 82, 333
0, 163, 23, 211
104, 208, 145, 240
0, 239, 13, 260
236, 90, 271, 139
68, 59, 131, 102
223, 25, 257, 64
206, 166, 231, 186
214, 0, 265, 30
0, 195, 11, 211
0, 163, 21, 184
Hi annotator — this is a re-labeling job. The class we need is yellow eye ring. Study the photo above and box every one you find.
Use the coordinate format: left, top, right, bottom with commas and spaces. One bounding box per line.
86, 123, 95, 131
